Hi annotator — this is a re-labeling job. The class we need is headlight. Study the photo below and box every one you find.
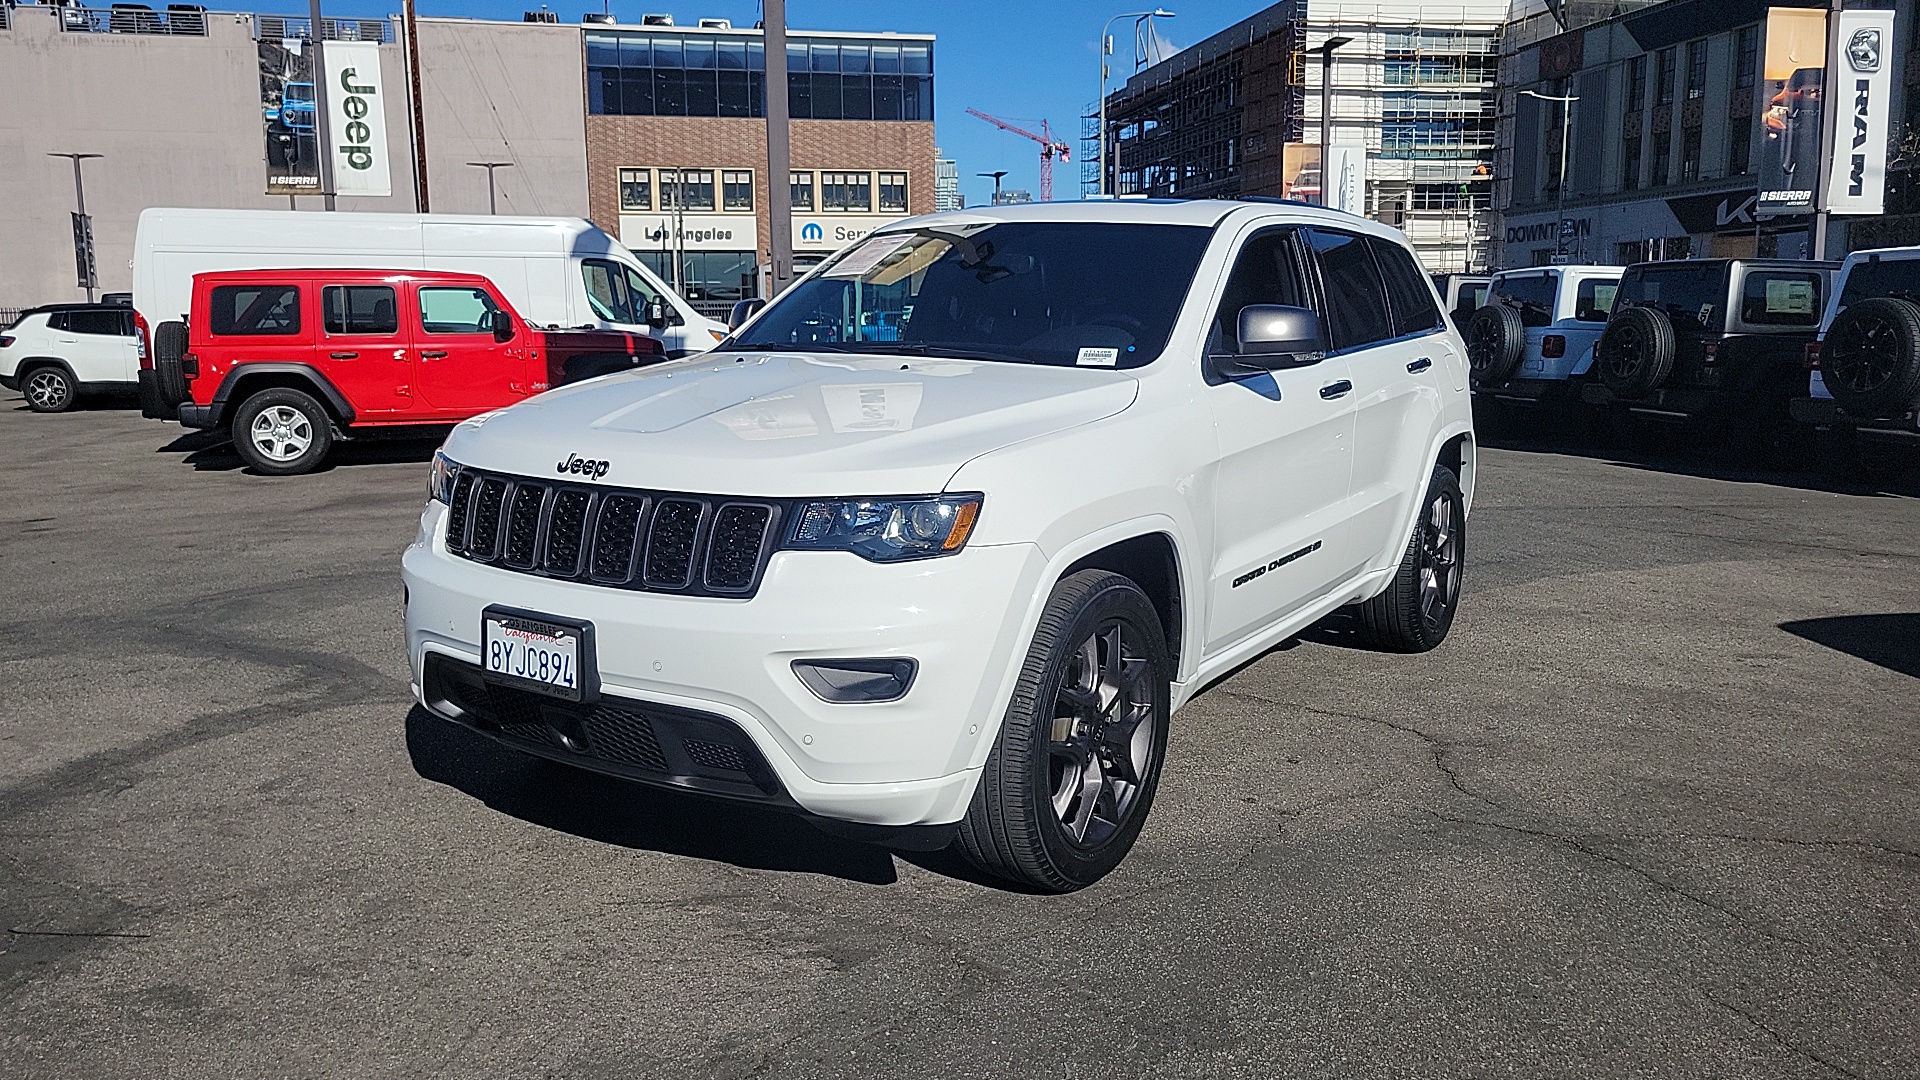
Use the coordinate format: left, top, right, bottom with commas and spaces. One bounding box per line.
429, 451, 458, 504
782, 494, 982, 562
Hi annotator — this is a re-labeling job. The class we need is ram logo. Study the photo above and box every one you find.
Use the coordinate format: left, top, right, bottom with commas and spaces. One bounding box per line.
1846, 27, 1881, 73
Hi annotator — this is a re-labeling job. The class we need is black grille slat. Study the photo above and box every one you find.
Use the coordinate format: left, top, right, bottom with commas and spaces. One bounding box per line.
504, 484, 546, 567
591, 494, 647, 582
644, 499, 705, 589
584, 707, 669, 770
445, 472, 477, 552
470, 479, 509, 559
684, 739, 749, 773
705, 504, 774, 592
443, 468, 780, 598
544, 490, 592, 576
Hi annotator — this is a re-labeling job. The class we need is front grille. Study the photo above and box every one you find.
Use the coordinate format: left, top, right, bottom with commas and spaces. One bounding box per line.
444, 466, 782, 598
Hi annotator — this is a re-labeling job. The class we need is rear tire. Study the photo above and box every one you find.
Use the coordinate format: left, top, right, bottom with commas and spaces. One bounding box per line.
957, 570, 1172, 893
1353, 465, 1466, 653
23, 365, 78, 413
1821, 297, 1920, 420
153, 321, 191, 410
1466, 303, 1526, 388
231, 387, 333, 476
1596, 306, 1676, 399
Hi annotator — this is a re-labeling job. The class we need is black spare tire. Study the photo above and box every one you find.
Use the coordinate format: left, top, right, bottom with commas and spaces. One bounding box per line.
1465, 303, 1526, 388
153, 321, 191, 410
1596, 305, 1676, 399
1821, 297, 1920, 420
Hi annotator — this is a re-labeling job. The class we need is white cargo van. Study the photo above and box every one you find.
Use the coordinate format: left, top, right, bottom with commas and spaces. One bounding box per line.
131, 208, 728, 359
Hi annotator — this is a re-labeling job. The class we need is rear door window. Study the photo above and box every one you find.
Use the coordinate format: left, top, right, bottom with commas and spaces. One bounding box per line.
1835, 258, 1920, 312
1367, 237, 1442, 338
1306, 229, 1393, 351
64, 310, 129, 336
323, 286, 400, 335
210, 285, 302, 336
1488, 272, 1558, 327
1574, 279, 1619, 322
418, 287, 501, 334
1739, 271, 1821, 325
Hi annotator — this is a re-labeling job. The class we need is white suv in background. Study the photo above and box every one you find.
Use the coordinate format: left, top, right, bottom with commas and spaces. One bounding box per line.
0, 304, 142, 412
1464, 265, 1622, 407
402, 201, 1476, 892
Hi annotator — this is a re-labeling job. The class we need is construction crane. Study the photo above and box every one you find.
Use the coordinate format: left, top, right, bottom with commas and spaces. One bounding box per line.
966, 108, 1071, 202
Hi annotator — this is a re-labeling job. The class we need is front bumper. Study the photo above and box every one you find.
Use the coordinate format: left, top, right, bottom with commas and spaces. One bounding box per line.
402, 501, 1046, 827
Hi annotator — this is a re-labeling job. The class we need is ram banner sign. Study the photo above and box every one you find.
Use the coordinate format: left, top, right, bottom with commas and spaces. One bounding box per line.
1823, 8, 1895, 216
323, 41, 392, 198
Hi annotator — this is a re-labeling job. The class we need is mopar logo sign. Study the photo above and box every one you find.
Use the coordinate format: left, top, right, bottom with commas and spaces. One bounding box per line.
800, 222, 824, 241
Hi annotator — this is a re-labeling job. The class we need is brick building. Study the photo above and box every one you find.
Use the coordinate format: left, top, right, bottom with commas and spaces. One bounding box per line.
583, 22, 937, 311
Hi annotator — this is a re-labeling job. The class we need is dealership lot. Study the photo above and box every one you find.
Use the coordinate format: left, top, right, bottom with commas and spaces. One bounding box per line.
1, 402, 1917, 1079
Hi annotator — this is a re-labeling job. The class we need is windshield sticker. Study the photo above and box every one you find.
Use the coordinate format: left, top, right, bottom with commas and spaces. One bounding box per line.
823, 234, 915, 279
1076, 347, 1120, 368
821, 383, 924, 432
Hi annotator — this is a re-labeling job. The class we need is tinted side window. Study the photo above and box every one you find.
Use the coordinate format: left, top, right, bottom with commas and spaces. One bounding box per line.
1307, 229, 1393, 351
1368, 237, 1442, 337
210, 285, 302, 336
66, 310, 128, 336
1574, 279, 1619, 322
1740, 271, 1820, 325
418, 287, 501, 334
1210, 228, 1314, 354
1837, 258, 1920, 311
323, 286, 400, 335
1489, 272, 1558, 328
45, 312, 70, 333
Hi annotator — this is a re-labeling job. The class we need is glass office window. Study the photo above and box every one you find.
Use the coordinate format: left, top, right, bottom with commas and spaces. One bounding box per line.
821, 171, 871, 212
723, 170, 753, 211
619, 168, 652, 211
790, 171, 815, 210
878, 172, 908, 212
585, 32, 930, 120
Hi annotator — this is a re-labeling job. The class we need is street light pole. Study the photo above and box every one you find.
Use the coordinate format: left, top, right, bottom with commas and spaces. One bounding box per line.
979, 170, 1009, 205
764, 0, 795, 299
308, 0, 337, 210
49, 153, 103, 302
1316, 35, 1353, 206
1522, 88, 1578, 259
466, 161, 513, 214
1098, 9, 1174, 196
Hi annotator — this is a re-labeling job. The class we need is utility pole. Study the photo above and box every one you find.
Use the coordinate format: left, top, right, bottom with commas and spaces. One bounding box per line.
308, 0, 337, 210
1807, 0, 1844, 260
467, 161, 513, 214
764, 0, 794, 299
1522, 88, 1578, 260
1098, 9, 1175, 196
1316, 34, 1352, 206
49, 153, 103, 302
403, 0, 430, 211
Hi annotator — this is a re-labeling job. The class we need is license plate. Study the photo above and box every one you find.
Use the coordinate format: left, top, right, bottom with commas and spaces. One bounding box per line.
481, 607, 597, 702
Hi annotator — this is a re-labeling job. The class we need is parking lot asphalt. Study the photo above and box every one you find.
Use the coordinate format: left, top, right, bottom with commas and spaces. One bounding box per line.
1, 398, 1916, 1079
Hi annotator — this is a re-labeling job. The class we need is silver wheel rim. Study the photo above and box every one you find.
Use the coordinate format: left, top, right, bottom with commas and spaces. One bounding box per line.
1417, 492, 1460, 627
249, 404, 314, 462
26, 370, 70, 410
1048, 620, 1155, 848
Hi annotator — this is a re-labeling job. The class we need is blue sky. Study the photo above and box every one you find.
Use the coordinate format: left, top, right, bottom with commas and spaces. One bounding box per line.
292, 0, 1263, 207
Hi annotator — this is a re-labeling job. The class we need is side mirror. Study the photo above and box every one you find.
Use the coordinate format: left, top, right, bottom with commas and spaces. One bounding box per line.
490, 309, 515, 342
645, 297, 671, 329
1214, 305, 1325, 376
728, 297, 766, 330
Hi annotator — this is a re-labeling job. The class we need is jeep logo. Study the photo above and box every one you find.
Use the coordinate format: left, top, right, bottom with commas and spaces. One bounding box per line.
337, 67, 377, 172
556, 453, 610, 479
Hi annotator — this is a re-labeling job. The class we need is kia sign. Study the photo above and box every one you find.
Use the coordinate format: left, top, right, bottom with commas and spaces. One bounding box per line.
1823, 9, 1895, 216
323, 42, 391, 198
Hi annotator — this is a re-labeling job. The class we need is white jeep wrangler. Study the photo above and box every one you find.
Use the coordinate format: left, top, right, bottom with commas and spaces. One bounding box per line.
403, 201, 1476, 891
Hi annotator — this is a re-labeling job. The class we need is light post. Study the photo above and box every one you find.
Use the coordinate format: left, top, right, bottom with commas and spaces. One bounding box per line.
1098, 9, 1175, 196
979, 170, 1009, 205
1315, 35, 1352, 206
49, 153, 103, 302
466, 161, 513, 214
1521, 88, 1578, 259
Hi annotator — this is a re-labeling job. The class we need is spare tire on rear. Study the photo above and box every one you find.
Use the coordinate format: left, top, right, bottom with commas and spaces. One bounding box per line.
1596, 305, 1676, 399
1465, 303, 1526, 388
1821, 297, 1920, 420
152, 321, 192, 409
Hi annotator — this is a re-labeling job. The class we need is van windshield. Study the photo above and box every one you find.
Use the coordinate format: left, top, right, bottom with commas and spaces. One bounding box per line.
583, 259, 677, 326
729, 221, 1212, 368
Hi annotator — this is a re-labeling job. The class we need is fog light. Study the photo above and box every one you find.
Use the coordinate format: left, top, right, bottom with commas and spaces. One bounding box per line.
792, 658, 918, 703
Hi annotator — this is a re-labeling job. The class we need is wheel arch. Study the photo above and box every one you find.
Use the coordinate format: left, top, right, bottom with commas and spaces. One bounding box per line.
17, 357, 77, 382
1058, 531, 1185, 674
1436, 426, 1475, 512
213, 364, 356, 428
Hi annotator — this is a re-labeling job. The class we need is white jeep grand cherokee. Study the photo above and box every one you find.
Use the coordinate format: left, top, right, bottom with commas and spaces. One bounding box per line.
403, 200, 1475, 892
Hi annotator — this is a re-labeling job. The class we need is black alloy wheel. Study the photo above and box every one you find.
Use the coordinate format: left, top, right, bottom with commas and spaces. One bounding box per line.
1353, 465, 1466, 653
1047, 619, 1158, 849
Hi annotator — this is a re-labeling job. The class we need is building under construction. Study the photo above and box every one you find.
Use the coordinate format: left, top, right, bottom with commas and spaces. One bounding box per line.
1100, 0, 1507, 273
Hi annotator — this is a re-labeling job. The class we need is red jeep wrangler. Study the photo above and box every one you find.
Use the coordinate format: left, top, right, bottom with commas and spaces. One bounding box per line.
143, 269, 665, 475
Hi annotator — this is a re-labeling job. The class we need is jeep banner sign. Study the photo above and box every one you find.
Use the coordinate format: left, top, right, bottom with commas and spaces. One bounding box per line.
1756, 7, 1828, 216
1823, 8, 1895, 217
322, 41, 391, 198
259, 38, 322, 195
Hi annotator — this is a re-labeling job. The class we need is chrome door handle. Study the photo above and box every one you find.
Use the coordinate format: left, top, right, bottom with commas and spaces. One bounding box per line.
329, 351, 359, 359
421, 350, 448, 359
1319, 380, 1354, 400
1407, 357, 1433, 373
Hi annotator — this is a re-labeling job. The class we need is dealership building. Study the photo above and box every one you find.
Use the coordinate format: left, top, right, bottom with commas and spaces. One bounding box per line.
1493, 0, 1919, 269
0, 4, 936, 316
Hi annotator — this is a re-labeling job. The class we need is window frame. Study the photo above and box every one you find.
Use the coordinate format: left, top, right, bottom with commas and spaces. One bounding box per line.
208, 284, 303, 337
1206, 226, 1320, 361
877, 171, 908, 213
321, 285, 401, 336
790, 170, 815, 211
1305, 228, 1398, 353
660, 168, 715, 211
722, 169, 754, 212
820, 170, 872, 213
415, 286, 503, 336
619, 167, 653, 211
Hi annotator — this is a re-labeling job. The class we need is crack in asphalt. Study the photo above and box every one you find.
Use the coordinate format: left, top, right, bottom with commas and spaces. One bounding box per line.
1703, 990, 1866, 1080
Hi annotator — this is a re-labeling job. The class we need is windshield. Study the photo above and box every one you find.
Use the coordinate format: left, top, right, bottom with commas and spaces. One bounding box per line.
729, 221, 1213, 368
1619, 263, 1727, 333
285, 84, 314, 102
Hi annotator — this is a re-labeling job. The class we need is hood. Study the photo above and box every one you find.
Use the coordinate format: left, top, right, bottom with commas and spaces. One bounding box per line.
441, 351, 1139, 497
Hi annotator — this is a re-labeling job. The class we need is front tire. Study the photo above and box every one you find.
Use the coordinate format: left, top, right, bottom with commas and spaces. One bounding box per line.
231, 387, 333, 475
1353, 465, 1466, 653
957, 570, 1172, 893
23, 366, 78, 413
